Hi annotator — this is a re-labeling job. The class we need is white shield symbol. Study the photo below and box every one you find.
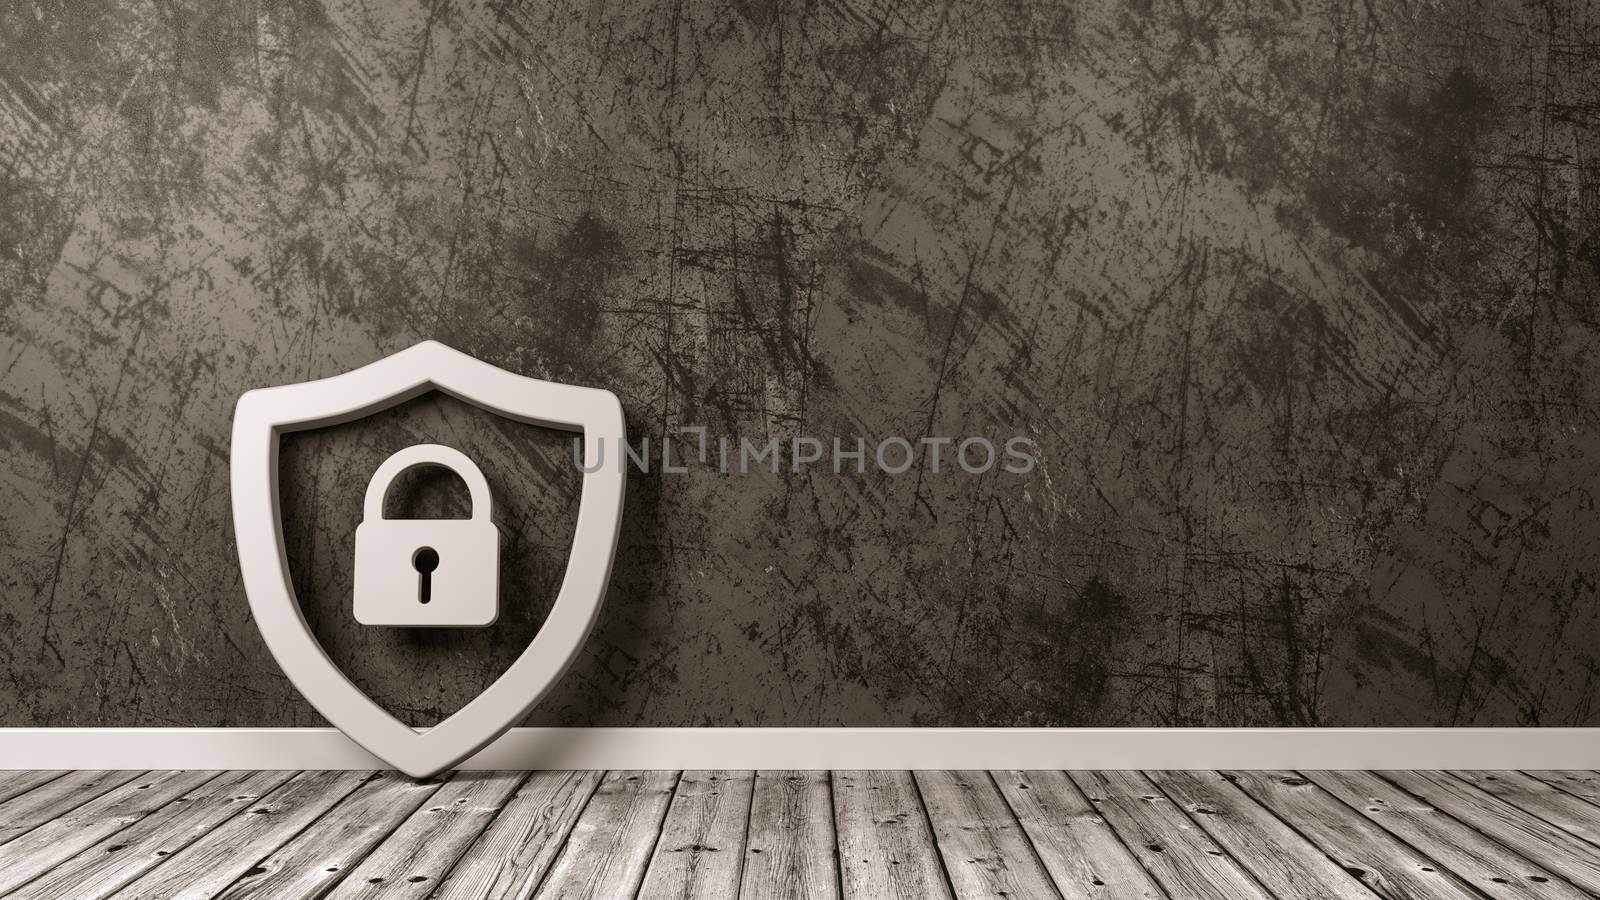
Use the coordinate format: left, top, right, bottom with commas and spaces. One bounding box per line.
230, 341, 625, 778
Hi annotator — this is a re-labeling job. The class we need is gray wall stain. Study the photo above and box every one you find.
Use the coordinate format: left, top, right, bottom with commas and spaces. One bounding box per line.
0, 0, 1597, 727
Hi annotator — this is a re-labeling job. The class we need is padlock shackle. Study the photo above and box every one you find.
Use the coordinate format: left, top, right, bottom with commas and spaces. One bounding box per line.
364, 443, 494, 523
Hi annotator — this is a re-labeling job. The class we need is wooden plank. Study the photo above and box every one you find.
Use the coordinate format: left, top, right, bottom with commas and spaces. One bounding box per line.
321, 771, 527, 900
0, 769, 144, 845
0, 771, 67, 805
991, 770, 1162, 900
1455, 771, 1600, 844
1068, 770, 1269, 900
1526, 772, 1600, 806
637, 770, 755, 900
433, 770, 603, 900
106, 769, 371, 900
534, 770, 678, 900
1381, 770, 1600, 895
9, 769, 298, 900
915, 770, 1060, 900
1220, 771, 1480, 900
0, 770, 222, 894
741, 771, 842, 900
1148, 770, 1371, 899
833, 770, 953, 900
1306, 770, 1586, 899
214, 772, 444, 900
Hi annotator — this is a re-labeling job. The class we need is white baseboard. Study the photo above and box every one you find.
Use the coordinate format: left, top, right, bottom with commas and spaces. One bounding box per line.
0, 728, 1594, 770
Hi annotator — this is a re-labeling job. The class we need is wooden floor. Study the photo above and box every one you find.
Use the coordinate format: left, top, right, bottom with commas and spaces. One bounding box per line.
1, 770, 1599, 899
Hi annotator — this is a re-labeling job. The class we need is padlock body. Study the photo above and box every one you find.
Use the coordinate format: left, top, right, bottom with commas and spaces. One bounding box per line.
354, 519, 500, 627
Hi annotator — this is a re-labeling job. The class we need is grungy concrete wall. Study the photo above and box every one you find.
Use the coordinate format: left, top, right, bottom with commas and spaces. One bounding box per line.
1, 0, 1598, 728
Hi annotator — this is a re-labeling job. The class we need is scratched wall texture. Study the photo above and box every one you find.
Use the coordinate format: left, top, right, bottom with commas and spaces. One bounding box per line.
2, 0, 1598, 728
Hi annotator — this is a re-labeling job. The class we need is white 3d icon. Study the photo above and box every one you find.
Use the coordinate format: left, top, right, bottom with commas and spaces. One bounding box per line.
354, 444, 501, 628
230, 341, 626, 778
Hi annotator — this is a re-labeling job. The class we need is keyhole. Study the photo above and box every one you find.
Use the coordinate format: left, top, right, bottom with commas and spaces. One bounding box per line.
412, 547, 440, 604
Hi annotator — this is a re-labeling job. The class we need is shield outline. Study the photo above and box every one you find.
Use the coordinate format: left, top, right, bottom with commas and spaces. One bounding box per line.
230, 340, 625, 778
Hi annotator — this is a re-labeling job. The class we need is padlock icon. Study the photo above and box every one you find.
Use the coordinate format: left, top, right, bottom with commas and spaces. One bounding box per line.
354, 443, 500, 627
